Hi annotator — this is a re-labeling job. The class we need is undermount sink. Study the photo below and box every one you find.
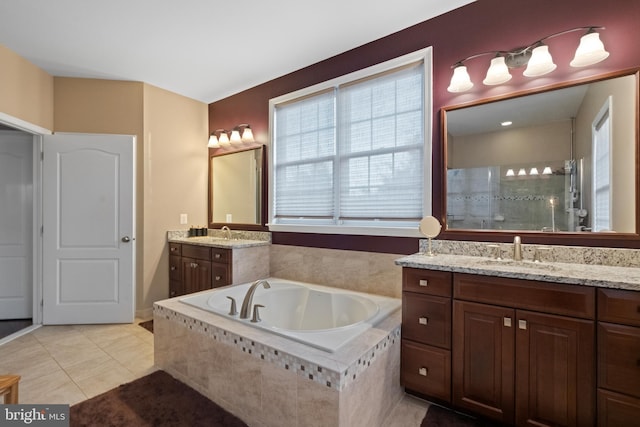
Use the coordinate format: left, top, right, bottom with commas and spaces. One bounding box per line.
477, 258, 558, 272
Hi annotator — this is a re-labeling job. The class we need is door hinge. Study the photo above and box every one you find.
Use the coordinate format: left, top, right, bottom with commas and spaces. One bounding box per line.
41, 151, 44, 161
40, 299, 44, 308
41, 226, 44, 236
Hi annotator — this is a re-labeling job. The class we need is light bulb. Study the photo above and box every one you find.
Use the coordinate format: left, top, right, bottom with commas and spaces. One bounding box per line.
524, 45, 557, 77
483, 56, 512, 86
570, 31, 609, 67
447, 65, 473, 93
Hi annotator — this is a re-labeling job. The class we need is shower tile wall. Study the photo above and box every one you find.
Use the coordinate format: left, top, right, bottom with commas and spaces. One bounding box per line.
447, 166, 567, 231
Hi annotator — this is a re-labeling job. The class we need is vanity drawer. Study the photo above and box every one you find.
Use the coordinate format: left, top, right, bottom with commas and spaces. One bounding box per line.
211, 248, 230, 264
598, 288, 640, 327
597, 389, 640, 427
454, 273, 595, 319
182, 244, 211, 260
212, 264, 230, 288
169, 242, 182, 256
169, 255, 181, 281
402, 292, 451, 348
401, 339, 451, 403
403, 268, 452, 297
598, 322, 640, 397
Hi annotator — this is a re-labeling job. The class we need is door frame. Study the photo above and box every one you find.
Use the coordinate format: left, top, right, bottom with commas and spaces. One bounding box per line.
0, 112, 51, 328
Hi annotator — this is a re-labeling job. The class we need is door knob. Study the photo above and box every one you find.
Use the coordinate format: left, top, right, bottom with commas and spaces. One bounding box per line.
121, 236, 131, 242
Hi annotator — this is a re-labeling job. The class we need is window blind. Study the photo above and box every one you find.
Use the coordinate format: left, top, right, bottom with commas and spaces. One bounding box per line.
271, 49, 428, 232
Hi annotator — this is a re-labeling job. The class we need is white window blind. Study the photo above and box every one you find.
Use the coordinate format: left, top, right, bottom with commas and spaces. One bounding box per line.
593, 107, 611, 231
270, 49, 430, 235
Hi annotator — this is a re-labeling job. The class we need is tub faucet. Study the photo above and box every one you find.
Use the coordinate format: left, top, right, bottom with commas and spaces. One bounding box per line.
221, 225, 232, 240
240, 280, 271, 319
513, 235, 522, 261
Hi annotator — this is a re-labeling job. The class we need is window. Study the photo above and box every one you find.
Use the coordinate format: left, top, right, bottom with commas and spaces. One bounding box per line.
592, 97, 612, 231
268, 48, 432, 236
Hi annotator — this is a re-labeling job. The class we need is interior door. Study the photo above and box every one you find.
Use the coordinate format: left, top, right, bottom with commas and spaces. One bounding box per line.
0, 131, 33, 319
42, 133, 135, 324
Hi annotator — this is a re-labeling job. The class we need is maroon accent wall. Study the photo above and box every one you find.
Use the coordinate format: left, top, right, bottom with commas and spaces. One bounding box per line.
209, 0, 640, 254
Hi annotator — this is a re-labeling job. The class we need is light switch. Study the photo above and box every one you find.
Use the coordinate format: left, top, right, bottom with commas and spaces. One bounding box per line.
180, 213, 188, 224
226, 214, 232, 222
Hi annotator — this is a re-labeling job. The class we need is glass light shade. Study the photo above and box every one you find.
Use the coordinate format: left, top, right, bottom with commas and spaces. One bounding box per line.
241, 127, 255, 143
483, 57, 512, 85
542, 166, 553, 175
523, 45, 557, 77
230, 130, 242, 144
447, 65, 473, 93
570, 32, 610, 67
529, 167, 539, 175
207, 134, 219, 148
505, 169, 515, 177
218, 132, 230, 145
518, 168, 527, 176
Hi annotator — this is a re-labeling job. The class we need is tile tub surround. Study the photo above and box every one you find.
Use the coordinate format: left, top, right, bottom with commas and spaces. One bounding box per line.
154, 296, 403, 427
396, 240, 640, 291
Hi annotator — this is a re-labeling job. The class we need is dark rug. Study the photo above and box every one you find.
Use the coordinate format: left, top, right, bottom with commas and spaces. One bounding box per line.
70, 370, 247, 427
421, 404, 494, 426
138, 319, 153, 333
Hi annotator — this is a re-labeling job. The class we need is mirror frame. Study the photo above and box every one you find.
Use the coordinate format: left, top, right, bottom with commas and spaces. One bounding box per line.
439, 68, 640, 248
208, 143, 268, 231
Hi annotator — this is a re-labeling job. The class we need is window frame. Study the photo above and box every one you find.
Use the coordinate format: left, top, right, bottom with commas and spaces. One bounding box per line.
267, 47, 433, 237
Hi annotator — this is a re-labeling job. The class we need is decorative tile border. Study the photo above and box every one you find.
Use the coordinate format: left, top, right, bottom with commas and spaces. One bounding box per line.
154, 304, 399, 391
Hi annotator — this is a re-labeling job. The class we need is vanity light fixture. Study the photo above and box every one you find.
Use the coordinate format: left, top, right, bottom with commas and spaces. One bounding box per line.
518, 168, 527, 176
505, 168, 515, 177
529, 167, 539, 175
208, 124, 256, 148
542, 166, 553, 175
447, 26, 609, 93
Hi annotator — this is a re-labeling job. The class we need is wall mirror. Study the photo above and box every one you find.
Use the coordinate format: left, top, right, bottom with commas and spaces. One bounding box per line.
209, 145, 266, 230
442, 69, 639, 243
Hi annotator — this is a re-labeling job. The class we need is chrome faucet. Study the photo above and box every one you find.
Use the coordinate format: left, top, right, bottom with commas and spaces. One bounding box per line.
221, 225, 232, 240
240, 279, 270, 319
513, 235, 522, 261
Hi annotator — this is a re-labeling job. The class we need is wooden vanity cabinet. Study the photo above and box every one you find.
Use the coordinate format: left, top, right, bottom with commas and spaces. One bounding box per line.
453, 274, 596, 427
401, 268, 452, 403
168, 243, 231, 297
596, 288, 640, 426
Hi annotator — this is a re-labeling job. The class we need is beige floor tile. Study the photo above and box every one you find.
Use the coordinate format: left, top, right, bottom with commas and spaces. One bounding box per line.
383, 394, 430, 427
73, 359, 139, 399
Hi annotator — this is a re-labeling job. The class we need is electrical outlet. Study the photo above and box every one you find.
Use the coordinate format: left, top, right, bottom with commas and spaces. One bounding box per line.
180, 213, 188, 224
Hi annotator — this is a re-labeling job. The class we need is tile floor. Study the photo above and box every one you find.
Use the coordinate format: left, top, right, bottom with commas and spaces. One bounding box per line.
0, 321, 430, 426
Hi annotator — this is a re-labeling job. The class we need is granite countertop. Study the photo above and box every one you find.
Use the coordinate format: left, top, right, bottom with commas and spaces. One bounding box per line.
168, 235, 270, 249
395, 253, 640, 292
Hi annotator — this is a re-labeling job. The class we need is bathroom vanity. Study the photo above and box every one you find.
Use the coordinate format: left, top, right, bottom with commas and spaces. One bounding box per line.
396, 245, 640, 427
167, 231, 270, 297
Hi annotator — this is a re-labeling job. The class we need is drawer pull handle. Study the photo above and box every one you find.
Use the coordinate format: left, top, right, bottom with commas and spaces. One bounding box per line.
419, 279, 428, 287
504, 317, 512, 327
170, 266, 176, 271
191, 262, 199, 268
170, 247, 177, 252
215, 253, 221, 259
215, 275, 222, 281
419, 367, 428, 376
419, 317, 429, 325
518, 320, 527, 330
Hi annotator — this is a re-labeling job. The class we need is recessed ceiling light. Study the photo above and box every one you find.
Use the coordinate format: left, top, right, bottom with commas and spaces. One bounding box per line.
501, 121, 513, 127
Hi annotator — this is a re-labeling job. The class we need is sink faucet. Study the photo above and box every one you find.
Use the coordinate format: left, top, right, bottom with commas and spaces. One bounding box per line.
221, 225, 232, 240
240, 279, 270, 319
513, 235, 522, 261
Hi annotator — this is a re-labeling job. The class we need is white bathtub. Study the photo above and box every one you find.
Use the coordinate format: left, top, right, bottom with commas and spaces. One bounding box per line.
179, 278, 401, 352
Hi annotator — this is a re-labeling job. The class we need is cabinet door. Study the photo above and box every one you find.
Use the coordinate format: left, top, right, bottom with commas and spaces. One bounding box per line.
597, 389, 640, 427
597, 322, 640, 398
515, 310, 595, 427
182, 257, 212, 294
453, 300, 515, 424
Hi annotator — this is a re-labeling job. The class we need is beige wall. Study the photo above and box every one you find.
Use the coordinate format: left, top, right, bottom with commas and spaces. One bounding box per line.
449, 120, 572, 169
575, 74, 636, 232
0, 44, 54, 129
54, 78, 208, 316
142, 84, 208, 312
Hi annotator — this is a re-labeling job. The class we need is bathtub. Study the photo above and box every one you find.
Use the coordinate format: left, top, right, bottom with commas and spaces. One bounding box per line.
179, 278, 401, 352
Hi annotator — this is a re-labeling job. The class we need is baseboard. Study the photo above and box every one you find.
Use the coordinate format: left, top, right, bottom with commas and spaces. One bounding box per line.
136, 307, 153, 321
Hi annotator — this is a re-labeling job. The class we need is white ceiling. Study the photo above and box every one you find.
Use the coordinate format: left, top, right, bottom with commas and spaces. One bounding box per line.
0, 0, 474, 104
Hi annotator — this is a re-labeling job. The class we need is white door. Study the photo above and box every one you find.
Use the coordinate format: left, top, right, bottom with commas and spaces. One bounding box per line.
42, 133, 135, 324
0, 131, 33, 319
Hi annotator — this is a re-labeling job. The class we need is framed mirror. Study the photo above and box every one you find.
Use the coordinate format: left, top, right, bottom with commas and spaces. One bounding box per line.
441, 69, 639, 246
208, 145, 267, 230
